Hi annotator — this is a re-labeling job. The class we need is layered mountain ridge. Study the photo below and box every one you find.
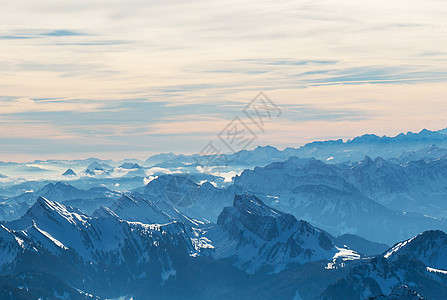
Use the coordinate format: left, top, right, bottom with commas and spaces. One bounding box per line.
321, 231, 447, 300
1, 127, 447, 298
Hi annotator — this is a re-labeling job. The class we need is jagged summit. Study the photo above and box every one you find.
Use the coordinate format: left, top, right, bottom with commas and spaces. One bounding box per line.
36, 195, 53, 206
221, 194, 297, 241
1, 197, 201, 281
33, 196, 85, 220
212, 193, 341, 273
5, 196, 89, 237
359, 155, 374, 165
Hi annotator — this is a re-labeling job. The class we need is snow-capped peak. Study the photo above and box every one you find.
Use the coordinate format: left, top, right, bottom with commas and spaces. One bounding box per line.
211, 194, 340, 273
219, 193, 296, 241
383, 230, 447, 270
92, 205, 120, 219
233, 193, 285, 219
8, 196, 88, 231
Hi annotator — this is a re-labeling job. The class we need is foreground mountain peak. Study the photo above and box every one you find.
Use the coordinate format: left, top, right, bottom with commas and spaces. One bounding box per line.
221, 194, 297, 241
8, 196, 88, 230
211, 194, 342, 273
36, 195, 52, 205
35, 196, 69, 213
383, 230, 447, 270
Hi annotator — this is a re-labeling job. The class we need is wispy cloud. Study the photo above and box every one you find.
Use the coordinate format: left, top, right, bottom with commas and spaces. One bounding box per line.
0, 29, 86, 39
0, 98, 104, 114
299, 66, 447, 86
0, 0, 447, 160
41, 30, 85, 37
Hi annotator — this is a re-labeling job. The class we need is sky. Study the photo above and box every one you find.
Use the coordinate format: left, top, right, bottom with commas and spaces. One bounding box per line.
0, 0, 447, 161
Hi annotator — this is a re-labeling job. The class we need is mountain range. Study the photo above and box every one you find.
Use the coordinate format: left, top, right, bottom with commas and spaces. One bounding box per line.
1, 193, 446, 299
2, 127, 447, 298
0, 194, 357, 299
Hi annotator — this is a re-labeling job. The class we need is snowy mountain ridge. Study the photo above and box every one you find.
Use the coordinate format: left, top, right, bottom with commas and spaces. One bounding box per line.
207, 194, 355, 274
